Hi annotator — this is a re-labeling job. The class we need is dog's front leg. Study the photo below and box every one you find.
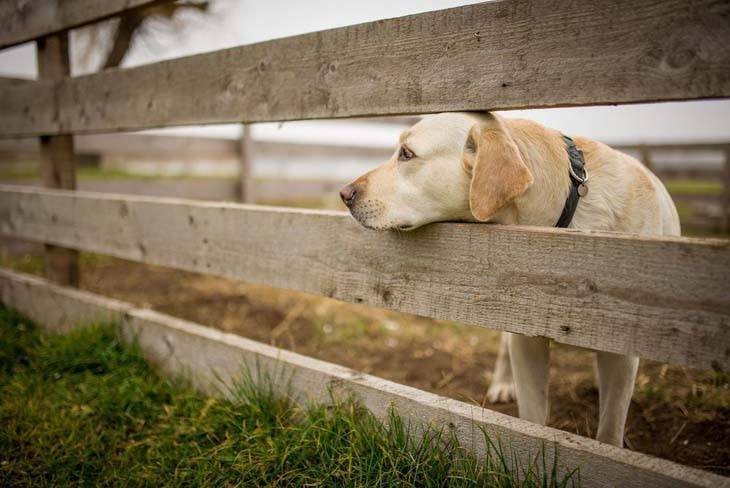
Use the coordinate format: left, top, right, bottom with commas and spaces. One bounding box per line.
595, 351, 639, 447
487, 332, 516, 403
509, 333, 550, 425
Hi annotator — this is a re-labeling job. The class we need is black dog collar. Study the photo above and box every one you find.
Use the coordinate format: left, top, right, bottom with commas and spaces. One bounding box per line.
555, 135, 588, 228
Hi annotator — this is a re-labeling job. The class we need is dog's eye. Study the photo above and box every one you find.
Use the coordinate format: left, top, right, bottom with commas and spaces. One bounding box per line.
464, 135, 477, 154
398, 146, 415, 161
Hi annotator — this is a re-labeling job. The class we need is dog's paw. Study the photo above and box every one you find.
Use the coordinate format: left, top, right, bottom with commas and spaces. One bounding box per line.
486, 382, 515, 404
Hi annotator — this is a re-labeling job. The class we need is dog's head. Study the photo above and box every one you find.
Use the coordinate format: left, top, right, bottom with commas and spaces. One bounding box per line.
340, 112, 534, 230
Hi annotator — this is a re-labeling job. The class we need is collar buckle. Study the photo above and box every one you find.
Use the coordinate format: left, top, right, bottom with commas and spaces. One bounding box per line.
568, 162, 588, 185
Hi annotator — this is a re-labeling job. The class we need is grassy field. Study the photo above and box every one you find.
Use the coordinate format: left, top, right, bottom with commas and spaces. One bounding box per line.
663, 179, 723, 196
0, 306, 580, 487
0, 166, 234, 181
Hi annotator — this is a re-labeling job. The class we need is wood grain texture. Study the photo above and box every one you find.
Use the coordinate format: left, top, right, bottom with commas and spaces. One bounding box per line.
723, 148, 730, 232
74, 133, 239, 160
0, 0, 164, 49
0, 186, 728, 370
0, 268, 725, 488
1, 0, 729, 136
0, 178, 347, 203
0, 268, 128, 333
613, 143, 730, 153
0, 133, 393, 161
37, 32, 79, 287
0, 77, 32, 87
238, 124, 253, 203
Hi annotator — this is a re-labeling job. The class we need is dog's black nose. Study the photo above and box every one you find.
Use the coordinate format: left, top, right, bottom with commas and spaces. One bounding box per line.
339, 184, 357, 207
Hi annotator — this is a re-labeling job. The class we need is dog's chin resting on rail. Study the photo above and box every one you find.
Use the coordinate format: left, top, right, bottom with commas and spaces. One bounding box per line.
339, 112, 680, 448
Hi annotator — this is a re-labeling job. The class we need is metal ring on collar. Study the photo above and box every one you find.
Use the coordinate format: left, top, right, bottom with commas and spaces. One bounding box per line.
568, 163, 588, 184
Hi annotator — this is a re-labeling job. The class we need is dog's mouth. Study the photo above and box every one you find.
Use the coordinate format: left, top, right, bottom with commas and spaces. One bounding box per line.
353, 216, 416, 232
347, 198, 417, 231
365, 223, 416, 232
395, 224, 416, 231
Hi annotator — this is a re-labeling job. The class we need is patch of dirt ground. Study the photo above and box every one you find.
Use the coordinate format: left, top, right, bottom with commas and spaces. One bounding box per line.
3, 248, 728, 475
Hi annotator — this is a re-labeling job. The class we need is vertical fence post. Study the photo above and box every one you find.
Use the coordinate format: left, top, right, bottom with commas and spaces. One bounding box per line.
723, 146, 730, 234
36, 32, 79, 286
238, 123, 253, 203
639, 146, 654, 172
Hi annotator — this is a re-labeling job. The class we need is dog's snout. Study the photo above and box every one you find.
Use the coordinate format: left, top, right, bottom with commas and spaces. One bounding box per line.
339, 184, 358, 207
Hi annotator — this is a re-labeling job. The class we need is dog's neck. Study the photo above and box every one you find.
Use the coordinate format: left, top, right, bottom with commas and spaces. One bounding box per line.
490, 120, 573, 227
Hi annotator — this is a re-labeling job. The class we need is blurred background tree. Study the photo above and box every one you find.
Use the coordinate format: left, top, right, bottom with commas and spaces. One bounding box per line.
75, 1, 213, 72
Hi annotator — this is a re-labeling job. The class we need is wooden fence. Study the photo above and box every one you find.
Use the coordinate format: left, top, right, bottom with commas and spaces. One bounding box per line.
2, 134, 728, 232
0, 0, 729, 486
614, 143, 730, 233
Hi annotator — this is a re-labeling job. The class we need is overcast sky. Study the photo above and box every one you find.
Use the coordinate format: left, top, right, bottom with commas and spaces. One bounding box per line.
1, 0, 728, 146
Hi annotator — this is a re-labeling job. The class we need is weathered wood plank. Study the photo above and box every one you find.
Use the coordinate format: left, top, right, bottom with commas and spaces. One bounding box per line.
0, 186, 728, 370
1, 0, 729, 136
0, 178, 347, 203
0, 80, 57, 136
37, 32, 79, 286
74, 133, 239, 160
0, 77, 32, 87
0, 268, 128, 333
0, 134, 393, 161
1, 176, 723, 221
0, 268, 725, 488
723, 148, 730, 232
0, 0, 165, 49
238, 124, 253, 203
613, 143, 730, 153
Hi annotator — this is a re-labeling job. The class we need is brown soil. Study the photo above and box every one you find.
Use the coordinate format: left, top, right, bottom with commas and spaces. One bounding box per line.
3, 247, 728, 475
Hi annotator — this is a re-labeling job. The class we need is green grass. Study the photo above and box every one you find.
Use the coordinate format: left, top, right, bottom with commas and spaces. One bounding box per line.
0, 307, 579, 487
664, 179, 723, 196
0, 166, 234, 181
0, 252, 112, 277
0, 253, 44, 276
0, 165, 45, 181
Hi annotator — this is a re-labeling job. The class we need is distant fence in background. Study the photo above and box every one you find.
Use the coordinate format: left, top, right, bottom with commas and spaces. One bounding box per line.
615, 143, 730, 234
2, 133, 728, 233
0, 1, 729, 486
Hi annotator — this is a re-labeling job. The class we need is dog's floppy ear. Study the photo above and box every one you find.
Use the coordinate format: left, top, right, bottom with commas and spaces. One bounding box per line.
464, 115, 533, 222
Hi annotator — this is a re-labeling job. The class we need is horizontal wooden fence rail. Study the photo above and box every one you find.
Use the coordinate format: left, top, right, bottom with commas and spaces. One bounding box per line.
613, 143, 730, 153
0, 179, 349, 204
1, 0, 729, 137
1, 268, 726, 488
0, 0, 165, 49
0, 185, 728, 370
2, 135, 728, 169
0, 133, 394, 162
0, 77, 31, 87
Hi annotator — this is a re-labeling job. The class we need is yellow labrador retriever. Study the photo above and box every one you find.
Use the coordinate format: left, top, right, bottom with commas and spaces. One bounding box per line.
340, 112, 680, 447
